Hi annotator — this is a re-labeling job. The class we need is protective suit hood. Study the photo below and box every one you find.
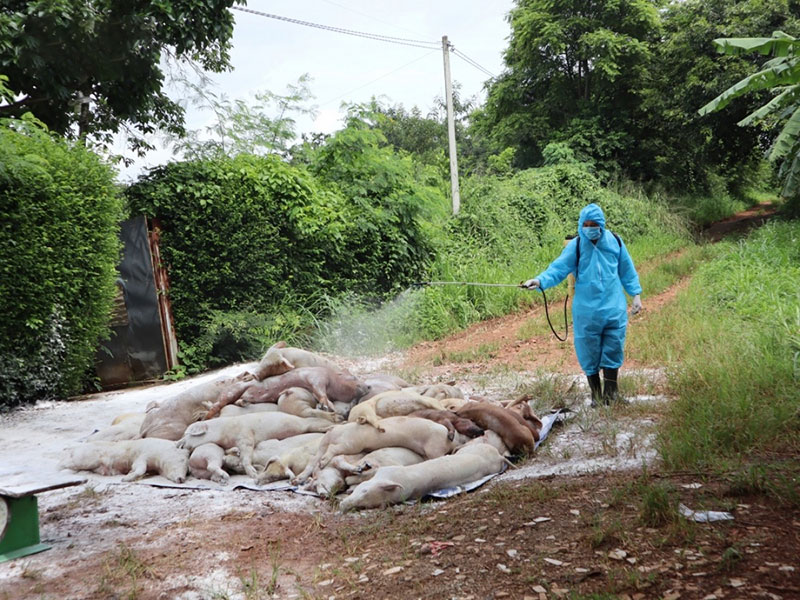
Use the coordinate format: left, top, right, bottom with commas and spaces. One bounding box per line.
578, 204, 606, 241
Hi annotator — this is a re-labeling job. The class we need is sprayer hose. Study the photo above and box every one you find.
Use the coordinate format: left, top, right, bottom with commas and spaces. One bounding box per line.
541, 289, 569, 342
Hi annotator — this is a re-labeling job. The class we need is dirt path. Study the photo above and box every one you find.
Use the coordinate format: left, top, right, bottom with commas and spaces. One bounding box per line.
2, 203, 795, 600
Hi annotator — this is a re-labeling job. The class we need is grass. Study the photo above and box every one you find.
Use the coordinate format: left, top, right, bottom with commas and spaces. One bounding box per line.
96, 543, 154, 600
630, 221, 800, 473
431, 342, 499, 364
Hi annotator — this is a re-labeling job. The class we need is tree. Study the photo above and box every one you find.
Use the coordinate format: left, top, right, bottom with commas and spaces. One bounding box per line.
173, 75, 317, 159
476, 0, 662, 175
699, 30, 800, 207
639, 0, 800, 193
0, 0, 242, 152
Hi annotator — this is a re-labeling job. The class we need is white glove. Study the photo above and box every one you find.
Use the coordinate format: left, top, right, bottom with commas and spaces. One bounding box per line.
631, 294, 643, 315
521, 278, 540, 290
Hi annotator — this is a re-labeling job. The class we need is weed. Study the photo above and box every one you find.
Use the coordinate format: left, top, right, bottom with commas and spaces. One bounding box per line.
638, 482, 677, 527
718, 545, 743, 573
238, 567, 264, 600
266, 545, 282, 596
20, 562, 41, 580
586, 513, 625, 549
726, 461, 800, 507
96, 543, 153, 600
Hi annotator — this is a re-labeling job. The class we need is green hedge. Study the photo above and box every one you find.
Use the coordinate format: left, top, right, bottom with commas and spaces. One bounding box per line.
126, 152, 437, 371
0, 120, 122, 408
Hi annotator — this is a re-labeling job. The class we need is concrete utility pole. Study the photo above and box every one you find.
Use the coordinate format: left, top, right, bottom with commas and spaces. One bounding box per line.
442, 36, 461, 215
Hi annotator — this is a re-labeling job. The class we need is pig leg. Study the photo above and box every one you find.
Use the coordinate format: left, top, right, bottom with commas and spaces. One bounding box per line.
354, 406, 385, 432
238, 439, 260, 480
327, 455, 361, 475
122, 457, 148, 482
277, 395, 341, 422
204, 381, 253, 420
309, 382, 336, 413
207, 460, 229, 484
292, 446, 326, 484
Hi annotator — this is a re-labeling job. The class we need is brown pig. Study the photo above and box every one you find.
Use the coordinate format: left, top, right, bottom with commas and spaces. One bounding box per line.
407, 409, 484, 439
205, 367, 367, 418
454, 402, 535, 455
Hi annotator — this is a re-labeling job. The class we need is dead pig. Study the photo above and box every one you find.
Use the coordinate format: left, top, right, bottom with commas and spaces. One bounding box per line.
253, 341, 344, 379
60, 439, 189, 483
294, 416, 454, 484
177, 413, 334, 480
140, 371, 254, 440
204, 367, 367, 418
339, 442, 505, 511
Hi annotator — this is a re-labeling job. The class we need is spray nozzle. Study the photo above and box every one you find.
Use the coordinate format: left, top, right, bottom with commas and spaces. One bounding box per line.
410, 282, 430, 289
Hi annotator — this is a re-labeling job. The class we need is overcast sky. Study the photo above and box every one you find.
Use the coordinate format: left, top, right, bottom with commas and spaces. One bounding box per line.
116, 0, 515, 181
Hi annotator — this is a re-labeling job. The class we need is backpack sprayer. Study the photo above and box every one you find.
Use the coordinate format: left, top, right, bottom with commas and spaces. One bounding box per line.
410, 280, 570, 342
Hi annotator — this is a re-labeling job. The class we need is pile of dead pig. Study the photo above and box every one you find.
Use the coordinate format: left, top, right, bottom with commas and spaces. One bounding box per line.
60, 342, 545, 511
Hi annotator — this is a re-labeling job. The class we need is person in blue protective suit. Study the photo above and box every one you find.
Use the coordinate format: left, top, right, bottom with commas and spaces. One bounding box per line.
522, 203, 643, 406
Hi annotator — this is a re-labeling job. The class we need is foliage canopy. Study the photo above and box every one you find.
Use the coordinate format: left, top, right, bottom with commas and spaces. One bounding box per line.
699, 30, 800, 208
0, 0, 242, 152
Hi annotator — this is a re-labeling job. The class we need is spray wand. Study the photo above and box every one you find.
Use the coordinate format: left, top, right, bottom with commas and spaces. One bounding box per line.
411, 280, 570, 342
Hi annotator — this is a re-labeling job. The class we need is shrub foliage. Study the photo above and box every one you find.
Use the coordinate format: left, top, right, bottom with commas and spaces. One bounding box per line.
126, 150, 436, 371
0, 120, 122, 409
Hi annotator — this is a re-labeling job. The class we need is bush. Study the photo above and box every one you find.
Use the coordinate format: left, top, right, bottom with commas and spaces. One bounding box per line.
127, 146, 440, 370
127, 155, 345, 370
0, 119, 122, 408
307, 120, 444, 296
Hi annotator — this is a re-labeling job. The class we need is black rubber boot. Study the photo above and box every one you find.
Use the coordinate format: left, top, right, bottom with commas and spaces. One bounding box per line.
602, 368, 619, 404
587, 373, 602, 407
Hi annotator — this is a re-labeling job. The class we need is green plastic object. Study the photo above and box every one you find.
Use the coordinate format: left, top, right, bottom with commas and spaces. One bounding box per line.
0, 495, 50, 563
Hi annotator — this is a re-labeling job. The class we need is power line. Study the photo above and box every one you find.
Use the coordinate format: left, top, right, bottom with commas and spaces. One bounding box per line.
316, 0, 425, 39
231, 6, 440, 50
318, 49, 439, 107
452, 48, 495, 79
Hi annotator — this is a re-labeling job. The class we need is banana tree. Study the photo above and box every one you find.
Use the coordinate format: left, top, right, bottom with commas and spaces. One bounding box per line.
699, 31, 800, 199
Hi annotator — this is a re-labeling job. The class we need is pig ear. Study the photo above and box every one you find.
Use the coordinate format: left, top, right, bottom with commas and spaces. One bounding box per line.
187, 422, 208, 436
381, 482, 404, 493
281, 357, 295, 369
274, 341, 287, 349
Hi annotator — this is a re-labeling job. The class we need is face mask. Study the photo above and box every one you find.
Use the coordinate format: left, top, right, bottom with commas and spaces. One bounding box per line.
583, 226, 602, 241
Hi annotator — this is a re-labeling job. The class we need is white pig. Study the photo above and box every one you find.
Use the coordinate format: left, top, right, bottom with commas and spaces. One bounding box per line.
348, 391, 445, 430
253, 341, 343, 379
343, 447, 425, 487
87, 413, 145, 442
294, 416, 454, 484
219, 403, 279, 417
60, 439, 189, 483
339, 441, 505, 511
188, 443, 229, 483
177, 413, 334, 480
